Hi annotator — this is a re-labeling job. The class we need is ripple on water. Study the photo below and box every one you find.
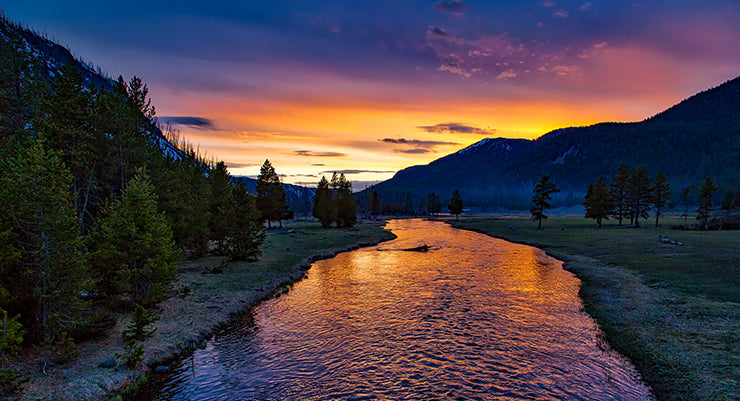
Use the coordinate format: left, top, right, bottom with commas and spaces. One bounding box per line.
134, 219, 654, 401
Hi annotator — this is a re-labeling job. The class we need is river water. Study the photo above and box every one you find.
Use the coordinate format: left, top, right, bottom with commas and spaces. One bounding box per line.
134, 219, 653, 400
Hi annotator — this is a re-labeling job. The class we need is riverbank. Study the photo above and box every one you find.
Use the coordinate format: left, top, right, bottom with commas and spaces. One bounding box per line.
447, 216, 739, 400
16, 220, 395, 401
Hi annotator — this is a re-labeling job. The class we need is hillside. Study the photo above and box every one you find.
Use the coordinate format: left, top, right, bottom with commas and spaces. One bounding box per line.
367, 76, 740, 211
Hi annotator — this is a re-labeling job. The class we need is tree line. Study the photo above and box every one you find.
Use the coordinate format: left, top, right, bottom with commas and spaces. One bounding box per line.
0, 26, 290, 388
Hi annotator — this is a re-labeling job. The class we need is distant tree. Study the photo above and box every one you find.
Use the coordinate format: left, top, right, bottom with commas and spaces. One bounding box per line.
0, 142, 86, 342
680, 185, 692, 223
610, 162, 630, 226
448, 189, 463, 220
90, 169, 179, 307
584, 176, 612, 228
313, 176, 334, 227
652, 171, 672, 227
333, 173, 357, 227
256, 159, 291, 228
427, 192, 442, 217
226, 185, 265, 261
208, 161, 232, 253
370, 189, 381, 219
696, 177, 718, 230
626, 165, 651, 227
530, 176, 560, 229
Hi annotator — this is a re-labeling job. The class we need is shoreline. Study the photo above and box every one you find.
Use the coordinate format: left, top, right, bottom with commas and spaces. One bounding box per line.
18, 220, 396, 401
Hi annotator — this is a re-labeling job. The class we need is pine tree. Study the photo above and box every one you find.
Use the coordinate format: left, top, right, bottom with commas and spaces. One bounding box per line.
209, 161, 232, 253
530, 176, 559, 229
627, 165, 651, 227
697, 177, 718, 230
313, 176, 334, 227
334, 173, 357, 227
370, 189, 380, 219
448, 189, 464, 220
90, 169, 179, 307
427, 192, 441, 216
0, 142, 86, 342
652, 171, 671, 227
610, 162, 630, 226
226, 185, 265, 261
256, 159, 291, 228
584, 176, 612, 227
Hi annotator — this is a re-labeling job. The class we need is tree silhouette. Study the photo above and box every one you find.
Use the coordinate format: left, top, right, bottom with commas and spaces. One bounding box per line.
256, 159, 291, 228
697, 177, 718, 229
427, 192, 441, 216
448, 189, 463, 220
370, 189, 380, 219
531, 175, 559, 229
610, 162, 630, 226
312, 176, 334, 227
652, 171, 671, 227
627, 165, 651, 227
584, 176, 612, 228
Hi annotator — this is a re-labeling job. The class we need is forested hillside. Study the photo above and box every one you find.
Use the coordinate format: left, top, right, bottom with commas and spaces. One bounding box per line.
366, 76, 740, 212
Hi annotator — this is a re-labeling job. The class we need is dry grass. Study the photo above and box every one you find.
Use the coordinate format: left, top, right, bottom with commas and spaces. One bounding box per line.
16, 219, 395, 401
448, 215, 739, 401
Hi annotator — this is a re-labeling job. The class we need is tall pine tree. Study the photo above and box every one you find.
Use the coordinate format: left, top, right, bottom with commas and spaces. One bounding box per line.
448, 189, 463, 220
256, 159, 291, 228
584, 176, 612, 228
627, 165, 651, 227
697, 177, 718, 230
610, 162, 630, 226
652, 171, 672, 227
313, 176, 334, 227
530, 176, 559, 229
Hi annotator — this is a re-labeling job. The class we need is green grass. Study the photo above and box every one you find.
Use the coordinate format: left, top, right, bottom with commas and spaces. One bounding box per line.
447, 216, 739, 401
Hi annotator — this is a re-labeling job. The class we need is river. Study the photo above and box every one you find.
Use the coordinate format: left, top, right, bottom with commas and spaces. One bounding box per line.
133, 219, 653, 400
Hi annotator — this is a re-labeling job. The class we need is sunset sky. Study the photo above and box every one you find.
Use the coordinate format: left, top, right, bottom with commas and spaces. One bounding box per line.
5, 1, 739, 186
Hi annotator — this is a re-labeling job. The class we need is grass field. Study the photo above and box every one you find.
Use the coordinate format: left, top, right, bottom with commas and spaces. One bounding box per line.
448, 216, 739, 400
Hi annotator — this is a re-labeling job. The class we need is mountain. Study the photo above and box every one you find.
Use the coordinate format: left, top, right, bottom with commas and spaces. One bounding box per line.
367, 76, 740, 211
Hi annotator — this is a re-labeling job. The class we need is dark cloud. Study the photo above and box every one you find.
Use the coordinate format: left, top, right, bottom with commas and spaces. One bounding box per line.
433, 1, 469, 12
294, 150, 347, 157
311, 163, 325, 166
225, 162, 259, 168
395, 148, 431, 154
157, 116, 214, 128
427, 26, 449, 37
319, 169, 396, 175
380, 138, 458, 147
416, 122, 495, 135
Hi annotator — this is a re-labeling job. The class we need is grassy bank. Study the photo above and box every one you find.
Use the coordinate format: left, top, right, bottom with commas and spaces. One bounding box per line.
447, 216, 739, 400
17, 220, 395, 401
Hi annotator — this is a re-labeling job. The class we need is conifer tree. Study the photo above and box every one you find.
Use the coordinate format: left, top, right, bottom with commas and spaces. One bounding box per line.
313, 176, 334, 227
90, 169, 179, 307
652, 171, 672, 227
256, 159, 291, 228
584, 176, 612, 227
427, 192, 441, 216
0, 142, 86, 342
627, 165, 651, 226
209, 161, 232, 253
697, 177, 718, 230
370, 189, 381, 219
334, 173, 357, 227
448, 189, 464, 220
226, 185, 265, 261
530, 176, 559, 229
610, 162, 630, 226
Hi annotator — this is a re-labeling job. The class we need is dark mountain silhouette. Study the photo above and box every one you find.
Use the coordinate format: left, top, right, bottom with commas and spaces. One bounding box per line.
366, 76, 740, 211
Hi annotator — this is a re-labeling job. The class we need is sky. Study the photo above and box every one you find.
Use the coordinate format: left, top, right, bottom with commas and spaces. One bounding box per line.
4, 1, 740, 187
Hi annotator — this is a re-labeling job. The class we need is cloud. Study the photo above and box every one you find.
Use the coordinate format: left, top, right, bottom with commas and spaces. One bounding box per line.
580, 2, 592, 11
320, 169, 396, 175
294, 150, 347, 157
543, 1, 555, 7
380, 138, 458, 147
225, 162, 260, 168
310, 163, 325, 166
395, 148, 430, 154
157, 116, 214, 128
416, 122, 495, 135
553, 9, 569, 18
427, 26, 449, 37
433, 1, 469, 12
496, 69, 517, 79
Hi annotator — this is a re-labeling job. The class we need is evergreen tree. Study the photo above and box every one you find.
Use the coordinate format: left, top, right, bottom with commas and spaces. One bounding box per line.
610, 162, 630, 226
448, 189, 464, 220
697, 177, 718, 229
313, 176, 334, 227
256, 159, 291, 228
0, 142, 86, 342
209, 161, 232, 253
427, 192, 441, 216
680, 185, 691, 223
626, 165, 651, 227
370, 189, 381, 219
334, 173, 357, 227
90, 169, 179, 307
530, 176, 559, 229
226, 185, 265, 261
652, 171, 672, 227
584, 176, 612, 227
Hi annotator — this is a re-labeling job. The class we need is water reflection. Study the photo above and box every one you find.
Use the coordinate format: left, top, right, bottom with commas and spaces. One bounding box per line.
135, 219, 653, 400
